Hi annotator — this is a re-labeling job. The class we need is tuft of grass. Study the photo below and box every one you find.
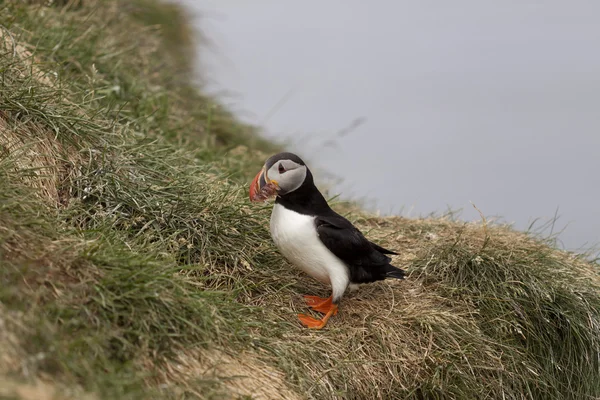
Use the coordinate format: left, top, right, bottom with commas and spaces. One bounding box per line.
1, 0, 277, 151
0, 154, 268, 399
410, 225, 600, 399
1, 1, 599, 400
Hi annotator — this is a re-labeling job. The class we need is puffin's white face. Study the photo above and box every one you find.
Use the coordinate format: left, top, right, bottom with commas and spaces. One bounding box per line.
265, 158, 307, 195
249, 153, 308, 202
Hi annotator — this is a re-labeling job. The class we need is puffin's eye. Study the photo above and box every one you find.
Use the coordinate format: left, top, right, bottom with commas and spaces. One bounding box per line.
278, 163, 286, 174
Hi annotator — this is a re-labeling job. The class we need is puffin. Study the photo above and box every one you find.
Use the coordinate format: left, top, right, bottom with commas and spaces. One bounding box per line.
249, 152, 405, 329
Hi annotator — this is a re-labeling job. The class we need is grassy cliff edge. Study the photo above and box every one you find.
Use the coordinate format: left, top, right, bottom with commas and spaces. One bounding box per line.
1, 1, 599, 399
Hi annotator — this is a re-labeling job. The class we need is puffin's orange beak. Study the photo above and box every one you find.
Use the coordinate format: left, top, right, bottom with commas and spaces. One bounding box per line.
249, 167, 265, 202
249, 167, 279, 202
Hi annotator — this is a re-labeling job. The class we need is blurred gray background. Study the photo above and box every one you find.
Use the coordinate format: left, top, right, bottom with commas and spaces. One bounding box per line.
177, 0, 600, 255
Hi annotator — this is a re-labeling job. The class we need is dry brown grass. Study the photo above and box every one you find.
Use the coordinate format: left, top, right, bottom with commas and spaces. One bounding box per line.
0, 29, 56, 87
0, 30, 68, 204
150, 348, 303, 400
0, 117, 73, 205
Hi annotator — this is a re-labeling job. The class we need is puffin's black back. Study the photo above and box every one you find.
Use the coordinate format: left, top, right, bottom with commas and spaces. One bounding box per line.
314, 213, 405, 284
275, 167, 405, 284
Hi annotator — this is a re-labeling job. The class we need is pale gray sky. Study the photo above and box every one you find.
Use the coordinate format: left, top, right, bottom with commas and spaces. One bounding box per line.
178, 0, 600, 255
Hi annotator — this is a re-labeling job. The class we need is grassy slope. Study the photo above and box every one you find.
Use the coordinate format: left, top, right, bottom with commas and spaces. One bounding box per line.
1, 1, 599, 399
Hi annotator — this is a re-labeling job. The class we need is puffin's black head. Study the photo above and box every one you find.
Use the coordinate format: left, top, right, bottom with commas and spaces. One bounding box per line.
249, 152, 310, 202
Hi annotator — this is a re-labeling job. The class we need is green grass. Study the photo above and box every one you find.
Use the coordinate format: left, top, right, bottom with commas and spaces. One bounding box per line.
411, 229, 600, 398
1, 1, 600, 400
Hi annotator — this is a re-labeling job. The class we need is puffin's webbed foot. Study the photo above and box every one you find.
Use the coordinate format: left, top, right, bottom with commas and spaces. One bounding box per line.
303, 294, 329, 306
298, 301, 338, 329
301, 295, 334, 313
303, 295, 338, 314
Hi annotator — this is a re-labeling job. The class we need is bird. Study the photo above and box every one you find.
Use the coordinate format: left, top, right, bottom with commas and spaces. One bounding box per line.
249, 152, 405, 329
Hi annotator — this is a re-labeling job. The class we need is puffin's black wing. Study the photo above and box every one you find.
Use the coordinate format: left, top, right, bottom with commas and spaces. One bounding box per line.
369, 241, 398, 256
315, 213, 405, 283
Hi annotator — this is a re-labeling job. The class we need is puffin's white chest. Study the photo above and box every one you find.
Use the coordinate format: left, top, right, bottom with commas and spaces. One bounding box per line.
270, 204, 349, 295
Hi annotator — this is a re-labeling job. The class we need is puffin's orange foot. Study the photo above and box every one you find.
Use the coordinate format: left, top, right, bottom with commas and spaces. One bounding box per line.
302, 295, 338, 314
298, 304, 338, 330
302, 295, 329, 307
298, 313, 327, 329
311, 299, 338, 314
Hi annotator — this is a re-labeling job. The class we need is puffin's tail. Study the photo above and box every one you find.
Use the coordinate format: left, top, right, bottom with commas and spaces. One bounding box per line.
384, 264, 406, 280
